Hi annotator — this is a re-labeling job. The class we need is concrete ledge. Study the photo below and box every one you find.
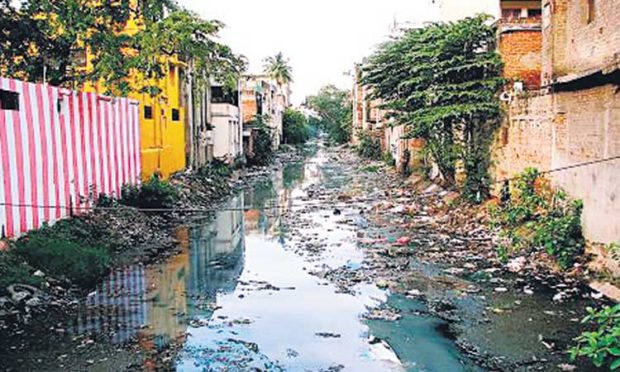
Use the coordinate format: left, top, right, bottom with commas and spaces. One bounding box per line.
590, 281, 620, 303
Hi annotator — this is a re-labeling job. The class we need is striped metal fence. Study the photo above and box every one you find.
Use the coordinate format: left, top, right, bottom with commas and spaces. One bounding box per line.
0, 77, 142, 238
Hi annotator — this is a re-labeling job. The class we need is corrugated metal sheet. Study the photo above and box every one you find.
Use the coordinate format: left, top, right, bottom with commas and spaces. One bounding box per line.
0, 77, 141, 237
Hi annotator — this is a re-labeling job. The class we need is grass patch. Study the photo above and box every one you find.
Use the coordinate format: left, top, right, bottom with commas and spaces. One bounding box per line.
362, 165, 381, 173
0, 251, 42, 294
14, 231, 110, 288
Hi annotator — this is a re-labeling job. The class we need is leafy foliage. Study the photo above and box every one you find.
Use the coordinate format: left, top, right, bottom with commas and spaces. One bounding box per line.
14, 232, 110, 288
361, 15, 503, 197
0, 1, 244, 95
247, 115, 274, 167
263, 52, 293, 86
0, 251, 42, 293
383, 151, 396, 167
121, 174, 179, 209
306, 85, 351, 144
490, 168, 585, 270
570, 305, 620, 370
283, 108, 310, 144
356, 130, 382, 160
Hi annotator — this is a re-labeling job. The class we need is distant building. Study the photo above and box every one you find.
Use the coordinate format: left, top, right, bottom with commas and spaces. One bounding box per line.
241, 75, 289, 151
498, 0, 543, 90
211, 83, 243, 165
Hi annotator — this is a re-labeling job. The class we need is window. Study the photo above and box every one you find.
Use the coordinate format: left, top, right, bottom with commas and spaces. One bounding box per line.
584, 0, 596, 24
171, 108, 180, 122
144, 105, 153, 119
528, 9, 542, 19
502, 8, 521, 20
0, 90, 19, 111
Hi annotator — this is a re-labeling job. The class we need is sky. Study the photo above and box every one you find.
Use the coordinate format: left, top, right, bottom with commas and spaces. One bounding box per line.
177, 0, 439, 104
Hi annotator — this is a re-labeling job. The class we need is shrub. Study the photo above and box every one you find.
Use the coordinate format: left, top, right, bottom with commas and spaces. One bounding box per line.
490, 168, 585, 269
14, 233, 110, 288
383, 152, 396, 167
569, 304, 620, 370
357, 131, 382, 160
0, 251, 42, 294
247, 115, 274, 167
121, 174, 179, 209
204, 159, 232, 178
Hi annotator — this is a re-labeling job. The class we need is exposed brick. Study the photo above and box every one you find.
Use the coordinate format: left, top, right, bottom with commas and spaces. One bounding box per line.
499, 27, 543, 89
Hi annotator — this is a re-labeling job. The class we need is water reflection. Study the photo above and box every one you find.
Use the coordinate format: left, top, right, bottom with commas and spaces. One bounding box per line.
69, 147, 473, 371
70, 194, 247, 349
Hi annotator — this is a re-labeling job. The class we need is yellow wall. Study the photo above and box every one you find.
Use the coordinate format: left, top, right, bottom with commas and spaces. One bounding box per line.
130, 60, 186, 180
82, 4, 186, 181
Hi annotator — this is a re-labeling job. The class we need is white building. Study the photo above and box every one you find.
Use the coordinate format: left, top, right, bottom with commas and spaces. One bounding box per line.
211, 83, 243, 165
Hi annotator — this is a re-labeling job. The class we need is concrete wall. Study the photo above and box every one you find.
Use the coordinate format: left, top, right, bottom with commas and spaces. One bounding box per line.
543, 0, 620, 84
212, 103, 242, 163
493, 85, 620, 244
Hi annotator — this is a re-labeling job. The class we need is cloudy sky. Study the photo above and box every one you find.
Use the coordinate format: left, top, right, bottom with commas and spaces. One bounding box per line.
178, 0, 439, 104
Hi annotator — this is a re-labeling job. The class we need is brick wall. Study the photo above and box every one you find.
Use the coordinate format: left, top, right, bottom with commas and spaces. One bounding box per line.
241, 95, 257, 124
543, 0, 620, 84
493, 85, 620, 243
499, 27, 542, 89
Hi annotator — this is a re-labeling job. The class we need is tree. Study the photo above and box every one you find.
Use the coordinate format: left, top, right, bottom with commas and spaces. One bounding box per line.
305, 85, 351, 144
247, 115, 274, 167
282, 108, 309, 144
0, 1, 245, 96
362, 15, 503, 199
263, 52, 293, 86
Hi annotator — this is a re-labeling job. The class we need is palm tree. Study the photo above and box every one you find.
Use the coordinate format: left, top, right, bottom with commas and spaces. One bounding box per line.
263, 52, 293, 86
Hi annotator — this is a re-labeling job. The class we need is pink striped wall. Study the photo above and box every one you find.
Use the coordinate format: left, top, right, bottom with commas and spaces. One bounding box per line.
0, 77, 141, 238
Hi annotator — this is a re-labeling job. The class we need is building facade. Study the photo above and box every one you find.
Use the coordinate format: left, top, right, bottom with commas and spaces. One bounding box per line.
211, 83, 243, 165
493, 0, 620, 244
241, 75, 286, 150
81, 5, 187, 180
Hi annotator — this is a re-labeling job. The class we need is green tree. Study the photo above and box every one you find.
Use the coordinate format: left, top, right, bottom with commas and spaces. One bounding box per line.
263, 52, 293, 86
306, 85, 351, 144
0, 1, 244, 96
247, 115, 274, 166
362, 15, 503, 199
283, 107, 309, 144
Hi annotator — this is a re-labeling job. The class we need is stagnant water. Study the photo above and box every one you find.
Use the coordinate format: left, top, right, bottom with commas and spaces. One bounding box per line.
4, 149, 481, 371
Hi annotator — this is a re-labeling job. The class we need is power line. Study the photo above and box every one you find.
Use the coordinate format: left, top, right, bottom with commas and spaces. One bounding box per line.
0, 155, 618, 214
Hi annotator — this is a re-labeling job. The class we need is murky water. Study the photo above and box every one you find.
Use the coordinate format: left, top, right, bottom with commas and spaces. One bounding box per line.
59, 149, 477, 371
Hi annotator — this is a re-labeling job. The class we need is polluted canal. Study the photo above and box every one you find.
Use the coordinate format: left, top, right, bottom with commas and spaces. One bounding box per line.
0, 144, 600, 371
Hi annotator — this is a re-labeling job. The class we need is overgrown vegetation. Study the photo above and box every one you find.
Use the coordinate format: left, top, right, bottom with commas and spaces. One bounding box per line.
247, 115, 274, 167
570, 304, 620, 370
14, 232, 110, 288
361, 15, 503, 199
490, 168, 585, 270
0, 0, 245, 95
356, 130, 382, 160
305, 85, 352, 145
0, 252, 42, 294
283, 108, 310, 144
383, 151, 396, 167
121, 174, 179, 209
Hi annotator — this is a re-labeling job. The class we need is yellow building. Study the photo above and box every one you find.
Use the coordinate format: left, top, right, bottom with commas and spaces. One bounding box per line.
81, 3, 187, 180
